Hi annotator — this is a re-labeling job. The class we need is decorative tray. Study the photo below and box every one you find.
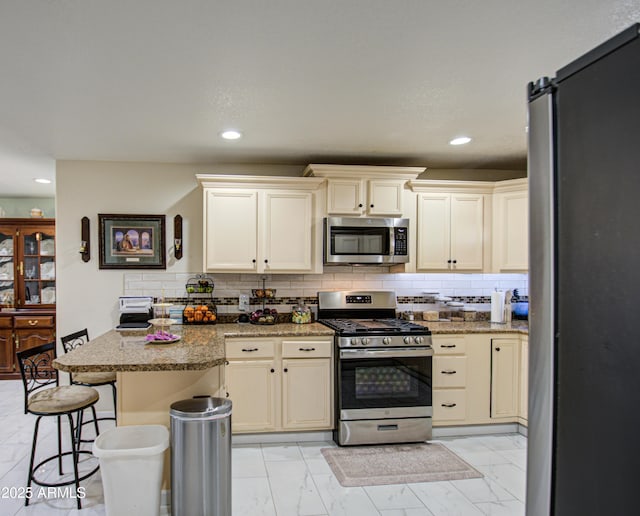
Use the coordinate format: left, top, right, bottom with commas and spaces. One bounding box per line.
145, 331, 181, 344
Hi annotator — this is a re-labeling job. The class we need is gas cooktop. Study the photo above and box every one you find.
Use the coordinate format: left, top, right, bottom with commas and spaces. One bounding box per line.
319, 318, 430, 336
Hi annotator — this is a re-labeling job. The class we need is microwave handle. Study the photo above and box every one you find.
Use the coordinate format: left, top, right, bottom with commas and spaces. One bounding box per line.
389, 227, 395, 256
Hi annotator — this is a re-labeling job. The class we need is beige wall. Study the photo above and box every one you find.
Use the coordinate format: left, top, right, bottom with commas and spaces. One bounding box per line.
55, 161, 203, 339
56, 160, 306, 340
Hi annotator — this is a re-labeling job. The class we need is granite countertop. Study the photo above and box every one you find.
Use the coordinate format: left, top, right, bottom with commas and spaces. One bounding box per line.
53, 319, 527, 373
53, 322, 335, 373
418, 319, 529, 335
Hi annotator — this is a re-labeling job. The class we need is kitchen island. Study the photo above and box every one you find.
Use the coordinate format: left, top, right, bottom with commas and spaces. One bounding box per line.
53, 322, 335, 489
53, 321, 336, 426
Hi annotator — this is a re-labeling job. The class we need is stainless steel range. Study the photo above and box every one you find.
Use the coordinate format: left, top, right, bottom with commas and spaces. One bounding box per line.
318, 290, 433, 446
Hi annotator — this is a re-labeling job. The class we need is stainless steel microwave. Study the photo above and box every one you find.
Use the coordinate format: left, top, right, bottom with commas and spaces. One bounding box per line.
323, 217, 409, 265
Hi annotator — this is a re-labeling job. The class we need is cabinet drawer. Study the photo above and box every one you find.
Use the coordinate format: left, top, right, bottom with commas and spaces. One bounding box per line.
226, 339, 275, 359
0, 317, 11, 329
282, 339, 332, 358
433, 389, 466, 421
433, 335, 466, 355
14, 316, 54, 329
433, 356, 467, 388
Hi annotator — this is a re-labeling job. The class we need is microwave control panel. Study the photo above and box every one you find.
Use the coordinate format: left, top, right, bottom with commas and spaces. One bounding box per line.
394, 227, 408, 256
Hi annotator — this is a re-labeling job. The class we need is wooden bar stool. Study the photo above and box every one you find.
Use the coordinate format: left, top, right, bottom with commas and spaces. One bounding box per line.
61, 329, 117, 425
17, 342, 100, 509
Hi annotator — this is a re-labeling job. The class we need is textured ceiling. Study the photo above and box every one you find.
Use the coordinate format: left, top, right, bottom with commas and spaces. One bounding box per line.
0, 1, 638, 196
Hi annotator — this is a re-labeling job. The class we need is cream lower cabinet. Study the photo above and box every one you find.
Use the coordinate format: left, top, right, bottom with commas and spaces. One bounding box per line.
519, 336, 528, 422
225, 338, 278, 432
433, 334, 491, 426
225, 336, 333, 433
490, 337, 520, 419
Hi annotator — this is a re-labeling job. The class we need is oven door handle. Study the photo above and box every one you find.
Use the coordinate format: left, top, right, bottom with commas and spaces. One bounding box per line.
339, 347, 433, 359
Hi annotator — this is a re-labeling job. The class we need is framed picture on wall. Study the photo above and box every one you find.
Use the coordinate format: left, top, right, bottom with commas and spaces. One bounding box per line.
98, 214, 166, 269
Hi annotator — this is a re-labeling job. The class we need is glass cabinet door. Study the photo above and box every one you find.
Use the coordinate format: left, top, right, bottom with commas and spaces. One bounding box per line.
0, 229, 15, 307
21, 227, 55, 307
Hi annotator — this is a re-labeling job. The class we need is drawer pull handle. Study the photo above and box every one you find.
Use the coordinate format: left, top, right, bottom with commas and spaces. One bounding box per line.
441, 403, 457, 408
377, 424, 398, 431
28, 320, 39, 326
441, 370, 457, 375
241, 348, 259, 352
298, 347, 316, 352
441, 344, 456, 348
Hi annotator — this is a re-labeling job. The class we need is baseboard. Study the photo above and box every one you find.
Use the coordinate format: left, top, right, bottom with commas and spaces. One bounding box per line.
161, 490, 170, 509
232, 430, 333, 444
432, 423, 519, 438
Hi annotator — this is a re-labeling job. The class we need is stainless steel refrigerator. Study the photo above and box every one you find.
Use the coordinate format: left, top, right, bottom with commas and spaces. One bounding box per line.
527, 24, 640, 515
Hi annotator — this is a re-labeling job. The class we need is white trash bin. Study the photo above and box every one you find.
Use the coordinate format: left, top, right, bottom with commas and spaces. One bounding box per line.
93, 425, 169, 516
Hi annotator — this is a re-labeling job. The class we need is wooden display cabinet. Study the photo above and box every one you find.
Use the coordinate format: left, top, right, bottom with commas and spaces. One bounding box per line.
0, 218, 55, 309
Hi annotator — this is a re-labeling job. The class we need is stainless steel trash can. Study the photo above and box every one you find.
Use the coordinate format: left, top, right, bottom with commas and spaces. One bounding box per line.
170, 397, 232, 516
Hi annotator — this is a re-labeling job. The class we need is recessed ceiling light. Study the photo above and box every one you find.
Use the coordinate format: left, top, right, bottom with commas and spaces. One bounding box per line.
221, 130, 242, 140
34, 178, 52, 184
449, 136, 472, 146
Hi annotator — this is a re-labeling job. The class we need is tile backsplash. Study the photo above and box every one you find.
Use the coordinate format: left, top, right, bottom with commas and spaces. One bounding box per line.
123, 267, 528, 315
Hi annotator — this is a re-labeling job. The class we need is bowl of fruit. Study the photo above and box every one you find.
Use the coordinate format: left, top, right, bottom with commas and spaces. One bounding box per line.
252, 288, 276, 299
249, 307, 278, 324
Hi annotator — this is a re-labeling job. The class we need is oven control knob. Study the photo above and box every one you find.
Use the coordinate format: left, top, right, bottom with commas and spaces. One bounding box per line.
382, 337, 391, 345
350, 337, 361, 346
361, 337, 371, 346
414, 336, 424, 345
403, 336, 414, 345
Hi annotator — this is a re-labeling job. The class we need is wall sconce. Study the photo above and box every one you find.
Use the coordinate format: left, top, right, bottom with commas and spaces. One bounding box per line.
174, 214, 183, 260
80, 216, 90, 262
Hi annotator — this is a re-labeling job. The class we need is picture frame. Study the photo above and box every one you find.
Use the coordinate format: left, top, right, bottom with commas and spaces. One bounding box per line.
98, 214, 166, 269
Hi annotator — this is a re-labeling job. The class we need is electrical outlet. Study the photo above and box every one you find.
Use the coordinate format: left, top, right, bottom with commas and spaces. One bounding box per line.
239, 294, 249, 312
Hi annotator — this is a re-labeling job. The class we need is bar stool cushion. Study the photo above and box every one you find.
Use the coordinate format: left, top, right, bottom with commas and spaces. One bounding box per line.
28, 386, 99, 415
73, 371, 117, 385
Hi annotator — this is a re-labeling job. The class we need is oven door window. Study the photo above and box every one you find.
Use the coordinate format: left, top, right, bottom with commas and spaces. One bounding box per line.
330, 227, 390, 255
339, 356, 432, 409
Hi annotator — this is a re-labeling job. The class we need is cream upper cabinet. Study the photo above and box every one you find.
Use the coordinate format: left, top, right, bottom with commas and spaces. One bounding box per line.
304, 164, 425, 218
490, 337, 520, 419
416, 192, 485, 271
519, 336, 529, 422
326, 178, 405, 216
261, 191, 313, 272
198, 175, 324, 274
204, 189, 257, 271
492, 179, 529, 272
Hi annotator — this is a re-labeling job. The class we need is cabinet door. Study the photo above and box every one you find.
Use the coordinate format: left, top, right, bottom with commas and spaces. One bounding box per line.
416, 193, 451, 270
494, 190, 528, 271
204, 189, 258, 271
20, 225, 56, 307
450, 194, 484, 270
0, 227, 16, 308
326, 179, 364, 215
519, 337, 529, 421
225, 360, 277, 432
491, 338, 520, 418
282, 358, 332, 430
0, 324, 13, 374
367, 179, 404, 216
261, 191, 313, 272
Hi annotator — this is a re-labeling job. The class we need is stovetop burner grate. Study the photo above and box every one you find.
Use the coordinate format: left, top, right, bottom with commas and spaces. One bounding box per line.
319, 318, 430, 335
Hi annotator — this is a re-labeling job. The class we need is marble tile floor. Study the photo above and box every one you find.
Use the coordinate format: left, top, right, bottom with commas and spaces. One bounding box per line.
0, 380, 527, 515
